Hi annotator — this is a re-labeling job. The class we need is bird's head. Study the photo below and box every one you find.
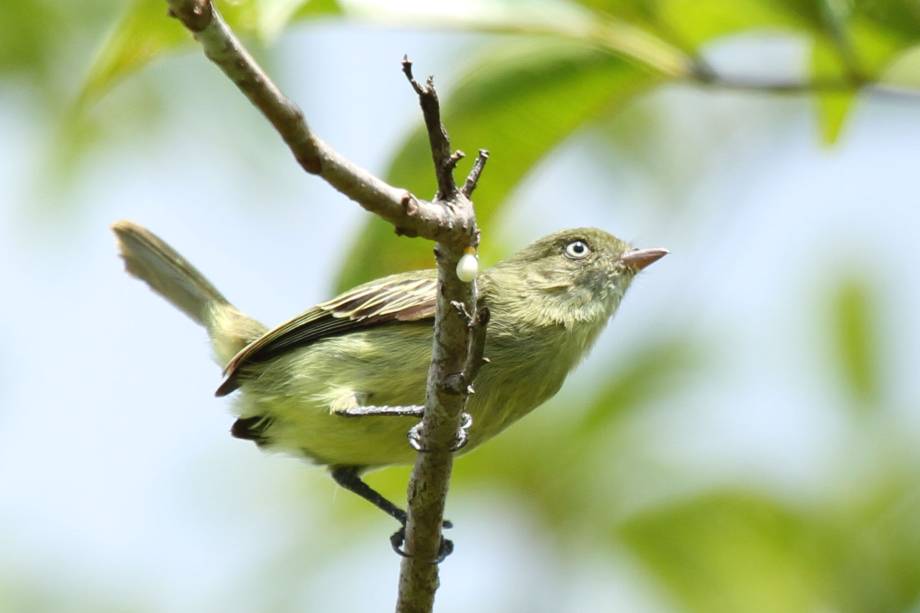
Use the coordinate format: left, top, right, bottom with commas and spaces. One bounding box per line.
489, 227, 667, 327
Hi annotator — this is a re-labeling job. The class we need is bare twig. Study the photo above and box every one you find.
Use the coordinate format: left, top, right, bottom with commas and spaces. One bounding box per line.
444, 304, 490, 395
164, 2, 485, 612
463, 307, 491, 389
446, 150, 465, 174
402, 56, 457, 199
462, 150, 490, 198
695, 74, 855, 94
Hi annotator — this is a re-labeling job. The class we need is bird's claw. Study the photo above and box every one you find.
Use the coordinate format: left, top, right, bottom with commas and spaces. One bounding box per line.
389, 525, 455, 563
437, 537, 454, 563
407, 412, 472, 453
390, 526, 410, 558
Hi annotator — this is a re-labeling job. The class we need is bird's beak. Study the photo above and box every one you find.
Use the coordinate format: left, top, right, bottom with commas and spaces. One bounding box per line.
621, 247, 668, 271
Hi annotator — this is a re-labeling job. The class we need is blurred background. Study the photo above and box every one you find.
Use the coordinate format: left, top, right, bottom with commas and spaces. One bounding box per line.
2, 0, 920, 611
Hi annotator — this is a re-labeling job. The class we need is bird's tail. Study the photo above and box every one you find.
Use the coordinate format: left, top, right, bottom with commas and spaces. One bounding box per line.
112, 220, 265, 365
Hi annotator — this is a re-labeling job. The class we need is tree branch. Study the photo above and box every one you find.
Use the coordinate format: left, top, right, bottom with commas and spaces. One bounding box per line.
164, 2, 487, 611
689, 69, 920, 102
394, 60, 489, 613
166, 0, 474, 243
401, 56, 458, 199
462, 150, 490, 198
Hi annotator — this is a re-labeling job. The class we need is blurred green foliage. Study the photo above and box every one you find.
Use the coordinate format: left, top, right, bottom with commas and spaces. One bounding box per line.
78, 0, 343, 107
14, 0, 920, 212
831, 278, 880, 408
811, 36, 857, 144
6, 1, 920, 611
622, 491, 834, 613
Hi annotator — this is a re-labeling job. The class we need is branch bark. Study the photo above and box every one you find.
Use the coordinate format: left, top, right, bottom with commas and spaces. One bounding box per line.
165, 1, 487, 611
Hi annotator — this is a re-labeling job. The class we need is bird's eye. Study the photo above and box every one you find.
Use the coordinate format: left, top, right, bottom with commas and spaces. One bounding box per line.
564, 240, 590, 260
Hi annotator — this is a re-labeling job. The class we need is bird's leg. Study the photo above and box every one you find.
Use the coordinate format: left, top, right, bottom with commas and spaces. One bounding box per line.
330, 465, 454, 561
330, 465, 408, 525
334, 405, 424, 418
408, 412, 473, 453
333, 402, 472, 452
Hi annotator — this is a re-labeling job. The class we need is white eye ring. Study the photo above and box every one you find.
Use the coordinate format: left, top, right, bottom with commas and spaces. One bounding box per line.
564, 240, 590, 259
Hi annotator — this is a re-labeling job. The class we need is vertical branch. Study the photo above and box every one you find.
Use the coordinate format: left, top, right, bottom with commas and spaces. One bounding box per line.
395, 245, 472, 612
162, 4, 488, 612
395, 57, 489, 613
395, 297, 490, 613
401, 57, 460, 199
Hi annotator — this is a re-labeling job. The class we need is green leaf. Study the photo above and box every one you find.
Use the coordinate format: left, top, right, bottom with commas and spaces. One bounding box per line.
809, 4, 916, 144
290, 0, 690, 77
575, 337, 698, 435
851, 0, 920, 43
826, 475, 920, 612
77, 0, 342, 108
0, 0, 63, 77
829, 277, 879, 408
570, 0, 825, 48
328, 0, 599, 40
847, 16, 920, 75
335, 40, 659, 290
0, 1, 115, 85
257, 0, 341, 41
79, 0, 191, 108
620, 480, 920, 613
810, 37, 855, 145
657, 0, 821, 49
568, 0, 658, 22
880, 43, 920, 87
620, 491, 834, 613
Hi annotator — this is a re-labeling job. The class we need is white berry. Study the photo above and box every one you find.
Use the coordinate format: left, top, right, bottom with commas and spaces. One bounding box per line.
456, 252, 478, 282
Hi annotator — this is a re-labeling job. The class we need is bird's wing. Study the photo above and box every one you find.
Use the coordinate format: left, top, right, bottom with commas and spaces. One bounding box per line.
216, 270, 437, 396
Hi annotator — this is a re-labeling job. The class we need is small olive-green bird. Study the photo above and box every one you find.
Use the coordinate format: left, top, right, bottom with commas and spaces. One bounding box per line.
113, 221, 665, 547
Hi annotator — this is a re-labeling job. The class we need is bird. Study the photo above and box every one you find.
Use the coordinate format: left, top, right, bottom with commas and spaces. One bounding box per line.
112, 221, 666, 556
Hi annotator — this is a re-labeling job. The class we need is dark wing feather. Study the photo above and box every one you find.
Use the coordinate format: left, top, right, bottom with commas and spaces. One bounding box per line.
216, 270, 437, 396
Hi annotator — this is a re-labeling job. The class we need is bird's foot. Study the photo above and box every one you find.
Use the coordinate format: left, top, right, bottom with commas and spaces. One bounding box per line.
407, 412, 472, 453
390, 524, 455, 563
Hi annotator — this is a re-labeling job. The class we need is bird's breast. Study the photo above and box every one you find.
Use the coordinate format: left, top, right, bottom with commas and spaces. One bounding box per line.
464, 321, 589, 443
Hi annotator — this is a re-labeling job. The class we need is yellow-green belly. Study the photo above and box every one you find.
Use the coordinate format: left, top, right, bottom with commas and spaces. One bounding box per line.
232, 322, 575, 467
